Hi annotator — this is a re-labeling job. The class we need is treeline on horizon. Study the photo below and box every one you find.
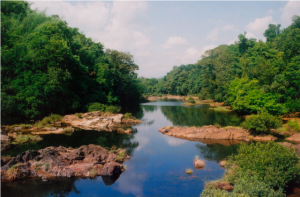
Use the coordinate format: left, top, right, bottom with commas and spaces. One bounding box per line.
1, 1, 143, 124
139, 16, 300, 115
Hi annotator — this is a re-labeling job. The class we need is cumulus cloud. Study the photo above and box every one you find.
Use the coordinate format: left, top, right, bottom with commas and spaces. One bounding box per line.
164, 136, 186, 146
206, 28, 219, 42
163, 36, 189, 49
268, 9, 275, 15
281, 1, 300, 27
246, 16, 274, 36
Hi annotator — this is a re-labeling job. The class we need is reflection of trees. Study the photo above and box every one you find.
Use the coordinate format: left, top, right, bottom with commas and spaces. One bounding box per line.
3, 129, 139, 157
195, 143, 239, 162
141, 105, 157, 112
1, 177, 80, 197
160, 105, 242, 127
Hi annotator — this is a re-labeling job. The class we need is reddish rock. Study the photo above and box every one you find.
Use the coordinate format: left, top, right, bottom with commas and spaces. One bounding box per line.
210, 182, 233, 191
286, 133, 300, 143
252, 135, 277, 142
1, 144, 128, 182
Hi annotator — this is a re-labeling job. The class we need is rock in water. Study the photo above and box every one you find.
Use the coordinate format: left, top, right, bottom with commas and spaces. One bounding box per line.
194, 159, 205, 169
1, 144, 128, 182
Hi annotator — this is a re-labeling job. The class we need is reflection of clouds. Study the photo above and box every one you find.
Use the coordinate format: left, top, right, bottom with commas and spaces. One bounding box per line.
163, 135, 186, 146
135, 134, 150, 151
114, 171, 147, 197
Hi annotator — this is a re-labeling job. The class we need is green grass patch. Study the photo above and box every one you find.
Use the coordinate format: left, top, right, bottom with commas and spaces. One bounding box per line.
185, 168, 193, 174
36, 114, 63, 127
12, 135, 38, 144
75, 113, 82, 119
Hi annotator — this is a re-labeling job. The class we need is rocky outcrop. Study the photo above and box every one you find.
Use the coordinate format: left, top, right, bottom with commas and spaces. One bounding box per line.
1, 144, 128, 182
63, 111, 141, 133
158, 125, 278, 144
286, 133, 300, 143
1, 134, 12, 151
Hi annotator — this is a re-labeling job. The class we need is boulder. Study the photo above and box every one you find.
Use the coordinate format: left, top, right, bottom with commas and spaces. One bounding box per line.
101, 161, 123, 176
194, 159, 205, 169
286, 133, 300, 143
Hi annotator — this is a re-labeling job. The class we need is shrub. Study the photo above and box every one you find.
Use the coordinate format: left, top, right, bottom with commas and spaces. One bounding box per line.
88, 102, 107, 112
187, 97, 195, 104
214, 123, 221, 128
185, 168, 193, 174
37, 114, 63, 127
75, 113, 82, 119
241, 109, 282, 134
105, 106, 120, 113
124, 113, 135, 119
226, 142, 300, 190
288, 120, 300, 132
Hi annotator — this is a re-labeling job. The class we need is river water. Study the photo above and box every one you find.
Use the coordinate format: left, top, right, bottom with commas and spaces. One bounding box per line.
2, 100, 243, 197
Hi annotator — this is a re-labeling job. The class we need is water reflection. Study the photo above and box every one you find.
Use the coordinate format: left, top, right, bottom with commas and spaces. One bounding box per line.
3, 129, 139, 157
2, 100, 244, 197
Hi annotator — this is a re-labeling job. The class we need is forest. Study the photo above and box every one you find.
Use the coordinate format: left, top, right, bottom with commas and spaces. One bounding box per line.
1, 1, 143, 124
139, 16, 300, 115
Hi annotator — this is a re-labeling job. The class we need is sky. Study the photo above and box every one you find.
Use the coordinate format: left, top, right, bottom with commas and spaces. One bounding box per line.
30, 1, 300, 78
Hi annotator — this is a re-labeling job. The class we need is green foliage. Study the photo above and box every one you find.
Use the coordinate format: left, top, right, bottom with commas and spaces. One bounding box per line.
36, 114, 62, 127
124, 113, 134, 119
187, 97, 195, 103
1, 2, 142, 124
88, 103, 107, 112
45, 163, 49, 171
75, 113, 82, 119
241, 109, 283, 134
7, 164, 20, 175
287, 120, 300, 132
105, 106, 120, 113
139, 16, 300, 116
12, 135, 38, 144
226, 142, 300, 190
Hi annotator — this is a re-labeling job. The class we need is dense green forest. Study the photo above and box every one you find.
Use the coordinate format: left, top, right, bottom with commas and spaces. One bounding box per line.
1, 1, 143, 124
139, 16, 300, 115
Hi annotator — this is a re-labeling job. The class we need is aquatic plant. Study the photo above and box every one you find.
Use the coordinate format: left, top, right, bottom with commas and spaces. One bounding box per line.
186, 168, 193, 174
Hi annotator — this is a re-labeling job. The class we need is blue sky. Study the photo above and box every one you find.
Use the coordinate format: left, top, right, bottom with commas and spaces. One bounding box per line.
30, 1, 300, 78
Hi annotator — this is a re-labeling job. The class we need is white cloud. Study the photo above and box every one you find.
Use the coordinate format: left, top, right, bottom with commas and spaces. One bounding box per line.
206, 28, 219, 42
163, 36, 189, 49
30, 1, 110, 31
245, 32, 256, 39
281, 1, 300, 27
164, 136, 186, 146
246, 16, 274, 36
227, 38, 238, 45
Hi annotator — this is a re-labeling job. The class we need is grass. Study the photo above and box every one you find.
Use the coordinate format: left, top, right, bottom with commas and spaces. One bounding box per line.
7, 164, 20, 175
75, 113, 82, 119
35, 114, 63, 127
209, 106, 231, 112
89, 169, 97, 178
62, 127, 73, 133
124, 113, 136, 119
12, 135, 38, 144
214, 123, 221, 128
186, 168, 193, 174
10, 124, 32, 129
116, 149, 126, 160
45, 163, 49, 171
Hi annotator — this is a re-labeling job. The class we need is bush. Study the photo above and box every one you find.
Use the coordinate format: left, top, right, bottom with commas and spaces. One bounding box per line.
105, 106, 120, 113
124, 113, 135, 119
187, 97, 195, 104
226, 142, 300, 190
88, 103, 107, 112
37, 114, 62, 127
288, 120, 300, 132
75, 113, 82, 119
241, 109, 282, 134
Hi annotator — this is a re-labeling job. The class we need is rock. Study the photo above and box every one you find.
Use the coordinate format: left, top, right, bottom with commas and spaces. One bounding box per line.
0, 134, 10, 143
286, 133, 300, 143
194, 159, 205, 169
101, 161, 123, 176
158, 125, 278, 144
62, 111, 141, 134
14, 127, 22, 131
277, 142, 300, 157
1, 157, 12, 167
210, 182, 233, 191
1, 144, 128, 182
253, 135, 277, 142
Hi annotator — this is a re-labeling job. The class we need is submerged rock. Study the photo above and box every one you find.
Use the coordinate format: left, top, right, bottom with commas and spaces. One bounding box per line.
1, 144, 128, 182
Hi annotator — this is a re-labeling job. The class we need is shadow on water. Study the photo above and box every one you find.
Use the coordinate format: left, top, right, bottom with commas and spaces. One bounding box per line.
3, 128, 139, 157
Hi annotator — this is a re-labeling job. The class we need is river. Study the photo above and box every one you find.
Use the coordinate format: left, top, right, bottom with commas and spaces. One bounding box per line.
2, 100, 243, 197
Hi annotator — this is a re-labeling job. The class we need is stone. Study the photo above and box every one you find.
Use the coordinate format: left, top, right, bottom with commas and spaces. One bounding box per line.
210, 182, 233, 191
194, 159, 205, 169
286, 133, 300, 143
101, 161, 123, 176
